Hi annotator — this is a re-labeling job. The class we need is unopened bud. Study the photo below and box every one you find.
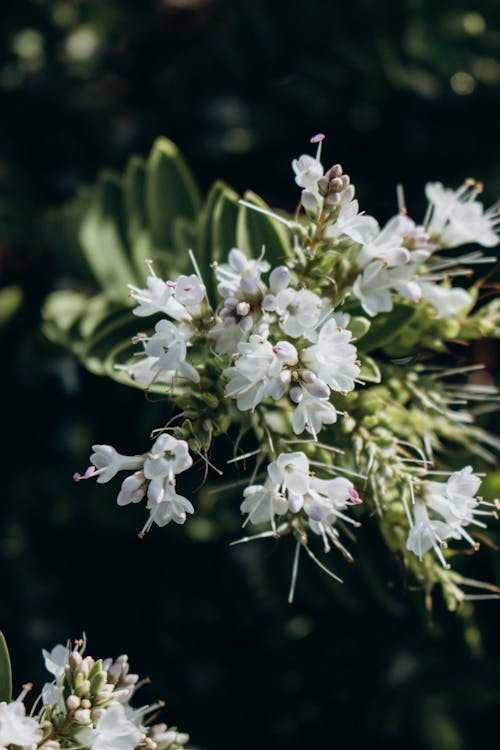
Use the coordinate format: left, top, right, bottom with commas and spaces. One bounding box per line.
80, 699, 91, 709
301, 370, 317, 384
69, 652, 82, 669
74, 708, 91, 724
66, 695, 80, 711
239, 314, 254, 332
340, 174, 350, 189
290, 386, 303, 404
326, 192, 340, 206
329, 177, 343, 192
305, 378, 330, 399
329, 164, 343, 178
269, 265, 291, 294
236, 301, 251, 317
261, 294, 277, 311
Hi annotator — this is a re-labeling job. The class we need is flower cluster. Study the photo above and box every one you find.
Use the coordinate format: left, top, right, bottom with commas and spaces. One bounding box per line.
73, 134, 500, 610
0, 638, 190, 750
74, 435, 194, 536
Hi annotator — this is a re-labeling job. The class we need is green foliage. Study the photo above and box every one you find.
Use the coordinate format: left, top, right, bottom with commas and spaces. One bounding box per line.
42, 138, 293, 387
0, 630, 12, 702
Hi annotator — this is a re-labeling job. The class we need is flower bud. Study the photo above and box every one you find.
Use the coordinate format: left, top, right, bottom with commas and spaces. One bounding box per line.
66, 695, 80, 712
290, 386, 303, 404
304, 378, 330, 399
261, 294, 277, 311
239, 314, 254, 332
236, 301, 251, 317
74, 708, 91, 724
69, 652, 82, 669
301, 370, 317, 384
240, 277, 259, 295
329, 163, 343, 178
301, 190, 319, 212
269, 265, 291, 293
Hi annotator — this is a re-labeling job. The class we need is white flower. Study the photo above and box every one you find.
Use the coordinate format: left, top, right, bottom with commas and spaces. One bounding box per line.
406, 500, 452, 566
43, 643, 69, 679
210, 318, 245, 355
128, 262, 187, 320
292, 154, 324, 191
267, 452, 311, 512
292, 392, 337, 438
143, 434, 193, 482
419, 282, 473, 319
144, 319, 199, 383
145, 485, 195, 527
74, 445, 144, 484
0, 701, 43, 750
117, 472, 147, 506
215, 248, 269, 299
302, 320, 360, 393
240, 480, 288, 525
223, 335, 297, 411
275, 288, 327, 341
303, 476, 361, 523
351, 261, 421, 316
325, 198, 379, 245
425, 181, 499, 248
114, 356, 175, 387
174, 274, 206, 310
77, 703, 144, 750
356, 214, 415, 268
425, 466, 486, 546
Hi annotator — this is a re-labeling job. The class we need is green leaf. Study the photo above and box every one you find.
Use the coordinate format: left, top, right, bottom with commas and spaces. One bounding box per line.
0, 630, 12, 702
236, 190, 291, 265
359, 354, 382, 383
123, 156, 153, 282
145, 137, 201, 249
79, 172, 137, 298
41, 290, 90, 347
198, 181, 239, 304
357, 304, 416, 353
349, 315, 371, 342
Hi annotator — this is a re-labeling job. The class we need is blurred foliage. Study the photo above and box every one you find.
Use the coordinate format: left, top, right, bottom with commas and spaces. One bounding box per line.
1, 1, 500, 750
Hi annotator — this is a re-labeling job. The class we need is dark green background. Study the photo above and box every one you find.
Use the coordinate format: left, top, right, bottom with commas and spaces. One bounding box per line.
1, 1, 500, 749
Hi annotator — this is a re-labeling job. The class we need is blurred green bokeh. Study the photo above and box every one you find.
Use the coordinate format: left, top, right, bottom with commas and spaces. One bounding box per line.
1, 2, 500, 749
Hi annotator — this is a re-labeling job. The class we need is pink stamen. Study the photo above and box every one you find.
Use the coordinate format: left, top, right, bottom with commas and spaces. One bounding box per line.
310, 133, 325, 143
349, 487, 362, 504
166, 281, 176, 288
73, 466, 96, 482
183, 285, 194, 292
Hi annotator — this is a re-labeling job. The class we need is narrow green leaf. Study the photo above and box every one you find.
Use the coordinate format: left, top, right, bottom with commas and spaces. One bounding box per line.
0, 630, 12, 702
198, 181, 239, 304
357, 304, 416, 353
124, 156, 153, 282
79, 172, 137, 298
349, 315, 371, 342
145, 137, 201, 249
236, 190, 291, 265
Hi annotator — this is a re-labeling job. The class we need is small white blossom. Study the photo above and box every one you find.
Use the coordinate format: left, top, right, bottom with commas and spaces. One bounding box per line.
215, 248, 269, 299
240, 480, 288, 525
292, 392, 338, 438
419, 282, 473, 319
43, 643, 69, 680
145, 485, 195, 527
77, 703, 144, 750
223, 335, 297, 411
117, 472, 147, 506
74, 445, 143, 484
425, 181, 499, 248
302, 320, 360, 393
292, 154, 324, 191
0, 701, 43, 750
357, 214, 414, 268
325, 198, 379, 245
143, 434, 193, 482
267, 452, 311, 511
275, 288, 327, 341
351, 261, 421, 316
144, 319, 199, 383
406, 501, 452, 567
129, 262, 188, 320
173, 274, 205, 309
